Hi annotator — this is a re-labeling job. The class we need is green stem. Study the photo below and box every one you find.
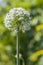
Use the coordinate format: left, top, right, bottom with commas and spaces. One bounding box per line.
16, 27, 20, 65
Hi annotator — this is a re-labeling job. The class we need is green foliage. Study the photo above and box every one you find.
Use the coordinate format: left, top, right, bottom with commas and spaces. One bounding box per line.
0, 0, 43, 65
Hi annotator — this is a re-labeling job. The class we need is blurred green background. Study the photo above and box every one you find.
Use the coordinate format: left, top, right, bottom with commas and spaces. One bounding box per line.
0, 0, 43, 65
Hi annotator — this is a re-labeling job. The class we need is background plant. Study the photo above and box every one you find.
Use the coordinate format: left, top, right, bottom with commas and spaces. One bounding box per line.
0, 0, 43, 65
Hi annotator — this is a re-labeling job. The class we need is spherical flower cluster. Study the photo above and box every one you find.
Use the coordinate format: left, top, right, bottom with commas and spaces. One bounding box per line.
4, 8, 31, 32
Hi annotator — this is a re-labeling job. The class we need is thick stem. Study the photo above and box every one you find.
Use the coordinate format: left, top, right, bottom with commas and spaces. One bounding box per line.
16, 27, 20, 65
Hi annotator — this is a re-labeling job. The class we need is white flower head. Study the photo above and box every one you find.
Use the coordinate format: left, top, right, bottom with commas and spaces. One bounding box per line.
4, 8, 31, 32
